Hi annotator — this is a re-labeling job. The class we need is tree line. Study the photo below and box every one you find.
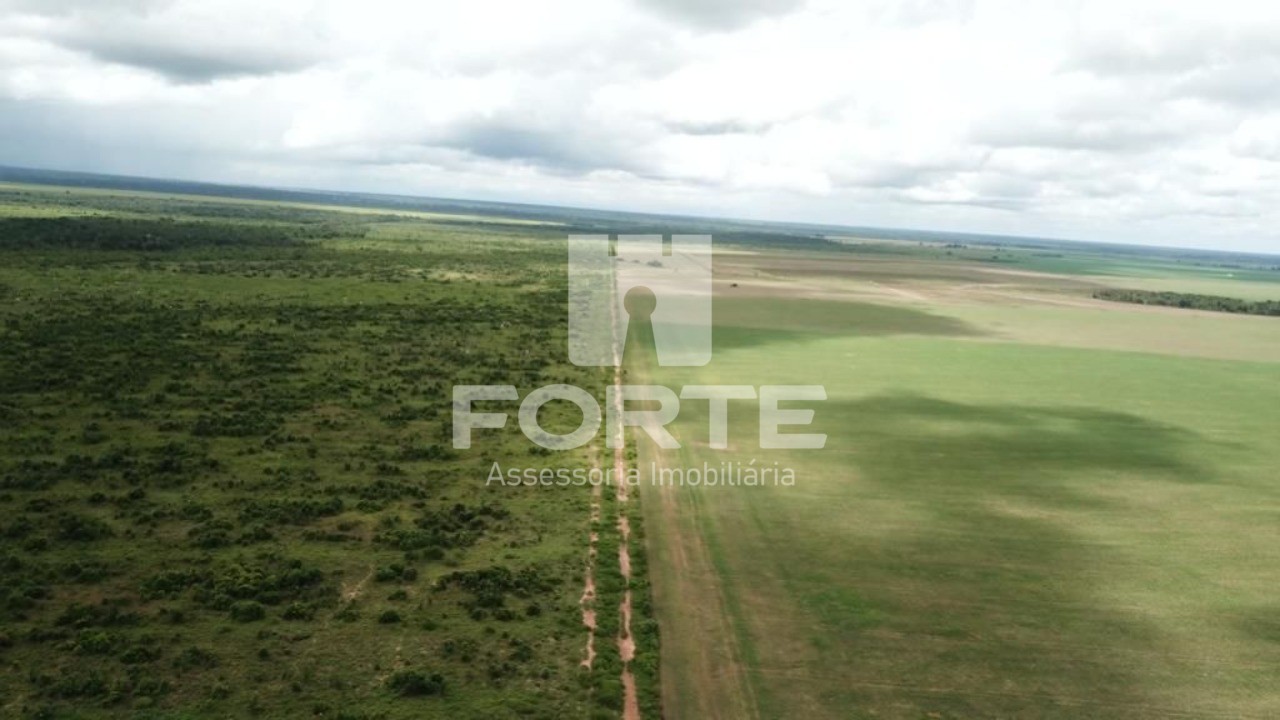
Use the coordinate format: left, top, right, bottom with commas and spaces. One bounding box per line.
1093, 288, 1280, 317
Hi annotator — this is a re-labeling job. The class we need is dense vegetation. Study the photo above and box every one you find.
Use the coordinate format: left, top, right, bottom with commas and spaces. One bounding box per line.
1094, 288, 1280, 316
0, 184, 659, 719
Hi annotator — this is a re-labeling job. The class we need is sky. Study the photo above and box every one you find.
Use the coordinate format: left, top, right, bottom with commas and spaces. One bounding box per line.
2, 0, 1280, 252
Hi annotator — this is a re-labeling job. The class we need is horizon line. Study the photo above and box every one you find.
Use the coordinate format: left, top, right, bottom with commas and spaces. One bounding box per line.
2, 162, 1277, 260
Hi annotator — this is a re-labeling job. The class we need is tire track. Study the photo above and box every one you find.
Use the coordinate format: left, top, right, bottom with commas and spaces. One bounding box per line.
610, 274, 641, 720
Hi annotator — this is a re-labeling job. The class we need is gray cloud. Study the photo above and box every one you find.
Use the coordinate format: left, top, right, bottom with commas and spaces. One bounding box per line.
0, 0, 164, 13
1171, 62, 1280, 109
1071, 37, 1209, 78
441, 122, 646, 175
664, 119, 772, 136
868, 0, 975, 27
973, 117, 1186, 154
0, 98, 234, 178
1067, 24, 1280, 111
634, 0, 806, 30
3, 0, 324, 83
62, 38, 317, 82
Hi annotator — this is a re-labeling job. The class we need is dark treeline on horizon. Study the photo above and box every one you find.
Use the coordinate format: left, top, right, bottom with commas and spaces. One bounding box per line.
1094, 288, 1280, 317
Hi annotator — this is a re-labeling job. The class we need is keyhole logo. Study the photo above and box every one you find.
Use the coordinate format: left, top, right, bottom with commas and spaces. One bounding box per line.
568, 234, 713, 367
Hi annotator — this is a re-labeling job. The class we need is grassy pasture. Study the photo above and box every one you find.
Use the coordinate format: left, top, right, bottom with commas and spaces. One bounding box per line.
637, 250, 1280, 719
829, 236, 1280, 286
711, 249, 1280, 362
1089, 275, 1280, 301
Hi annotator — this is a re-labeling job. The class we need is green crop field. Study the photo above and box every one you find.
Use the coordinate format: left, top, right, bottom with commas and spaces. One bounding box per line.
637, 247, 1280, 719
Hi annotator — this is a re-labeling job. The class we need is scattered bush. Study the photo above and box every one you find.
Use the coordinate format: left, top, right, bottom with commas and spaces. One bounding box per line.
173, 646, 219, 671
229, 601, 265, 622
387, 670, 445, 697
282, 602, 316, 621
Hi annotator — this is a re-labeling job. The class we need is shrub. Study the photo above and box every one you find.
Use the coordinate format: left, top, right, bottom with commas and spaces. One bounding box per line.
229, 601, 265, 622
120, 644, 161, 664
188, 521, 232, 549
54, 513, 114, 542
173, 646, 219, 670
387, 670, 445, 697
43, 670, 108, 699
282, 602, 316, 621
377, 610, 401, 624
71, 630, 118, 655
55, 603, 139, 628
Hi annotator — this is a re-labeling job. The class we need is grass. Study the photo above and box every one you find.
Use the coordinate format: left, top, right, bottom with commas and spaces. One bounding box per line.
1091, 275, 1280, 301
711, 296, 980, 338
637, 252, 1280, 719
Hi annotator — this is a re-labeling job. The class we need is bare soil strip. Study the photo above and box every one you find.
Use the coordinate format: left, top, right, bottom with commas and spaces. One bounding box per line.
632, 369, 760, 719
640, 451, 760, 719
610, 288, 642, 720
580, 457, 602, 669
340, 565, 375, 603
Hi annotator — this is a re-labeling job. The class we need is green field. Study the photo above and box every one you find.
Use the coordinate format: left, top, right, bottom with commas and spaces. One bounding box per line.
638, 248, 1280, 719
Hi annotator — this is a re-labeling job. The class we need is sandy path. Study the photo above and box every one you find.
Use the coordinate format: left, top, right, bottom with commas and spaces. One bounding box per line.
631, 353, 760, 719
610, 280, 642, 720
341, 565, 375, 603
580, 454, 603, 669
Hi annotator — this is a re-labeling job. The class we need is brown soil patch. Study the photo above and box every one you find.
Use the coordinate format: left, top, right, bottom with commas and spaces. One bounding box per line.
341, 566, 374, 603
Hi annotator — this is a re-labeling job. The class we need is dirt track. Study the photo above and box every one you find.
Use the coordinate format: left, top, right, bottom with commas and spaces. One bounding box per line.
631, 363, 759, 719
610, 291, 641, 720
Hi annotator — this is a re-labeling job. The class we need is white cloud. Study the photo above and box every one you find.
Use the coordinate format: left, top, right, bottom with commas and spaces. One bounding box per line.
0, 0, 1278, 251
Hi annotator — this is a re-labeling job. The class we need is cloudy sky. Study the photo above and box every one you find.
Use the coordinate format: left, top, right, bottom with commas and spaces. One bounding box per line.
2, 0, 1279, 252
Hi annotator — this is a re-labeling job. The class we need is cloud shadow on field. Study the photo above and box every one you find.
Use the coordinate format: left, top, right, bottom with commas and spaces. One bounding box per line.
757, 393, 1219, 717
709, 296, 984, 355
821, 394, 1211, 492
